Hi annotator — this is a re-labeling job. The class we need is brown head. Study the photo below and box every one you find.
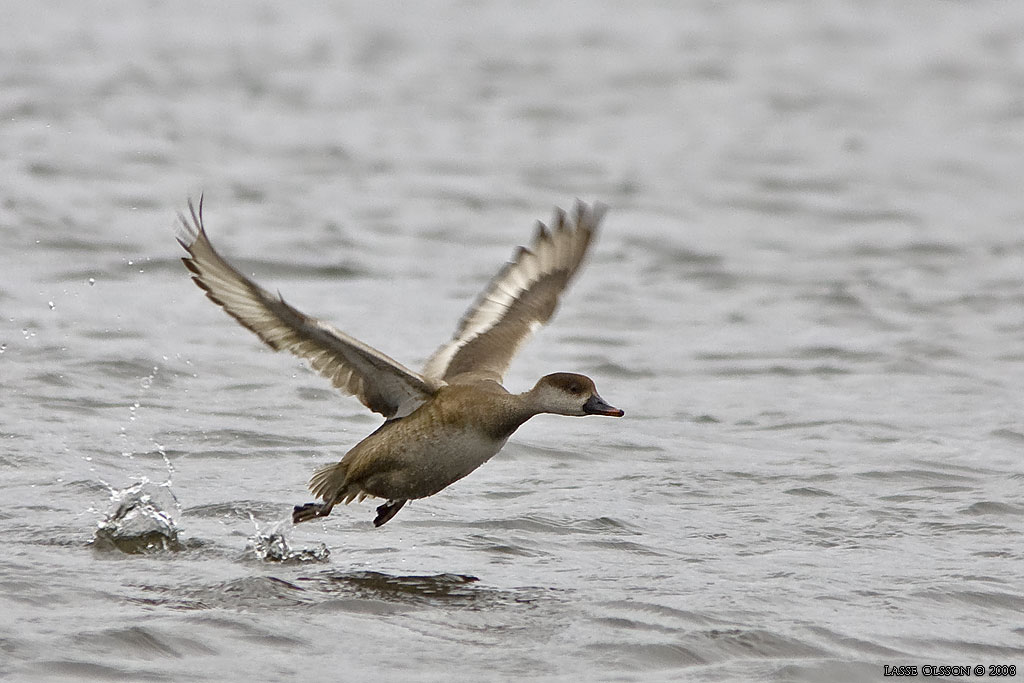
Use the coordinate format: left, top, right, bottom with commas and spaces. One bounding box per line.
528, 372, 624, 417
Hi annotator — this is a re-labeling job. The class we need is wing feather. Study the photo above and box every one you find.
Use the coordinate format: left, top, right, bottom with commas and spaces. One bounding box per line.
422, 201, 605, 384
177, 197, 440, 419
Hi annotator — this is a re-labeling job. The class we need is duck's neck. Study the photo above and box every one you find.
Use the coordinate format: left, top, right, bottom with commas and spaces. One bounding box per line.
488, 391, 545, 441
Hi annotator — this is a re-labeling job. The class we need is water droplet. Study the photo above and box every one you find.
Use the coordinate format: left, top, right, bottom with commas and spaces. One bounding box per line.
47, 301, 55, 310
127, 260, 134, 265
0, 344, 6, 354
88, 278, 95, 286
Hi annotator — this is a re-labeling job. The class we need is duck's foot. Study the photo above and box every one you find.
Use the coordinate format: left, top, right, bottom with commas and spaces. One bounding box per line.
293, 501, 333, 524
373, 499, 407, 527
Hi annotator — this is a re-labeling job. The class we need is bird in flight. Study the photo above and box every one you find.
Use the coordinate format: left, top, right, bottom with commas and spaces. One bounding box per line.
177, 198, 622, 527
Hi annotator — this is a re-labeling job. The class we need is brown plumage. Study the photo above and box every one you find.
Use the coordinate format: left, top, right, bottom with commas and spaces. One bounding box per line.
177, 197, 622, 527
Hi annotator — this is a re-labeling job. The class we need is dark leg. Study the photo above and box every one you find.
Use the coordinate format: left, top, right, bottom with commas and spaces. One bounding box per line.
293, 501, 334, 524
373, 499, 407, 527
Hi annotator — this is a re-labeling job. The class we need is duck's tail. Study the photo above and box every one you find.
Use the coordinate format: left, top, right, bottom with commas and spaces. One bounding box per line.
308, 461, 366, 504
293, 461, 384, 525
309, 461, 343, 501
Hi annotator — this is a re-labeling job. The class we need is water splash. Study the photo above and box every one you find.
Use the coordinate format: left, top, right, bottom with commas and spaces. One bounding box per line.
119, 365, 160, 459
93, 480, 182, 553
246, 515, 329, 563
155, 441, 182, 519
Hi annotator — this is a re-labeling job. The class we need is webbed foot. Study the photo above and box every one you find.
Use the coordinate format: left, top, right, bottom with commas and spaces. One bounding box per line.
373, 499, 407, 527
293, 502, 333, 524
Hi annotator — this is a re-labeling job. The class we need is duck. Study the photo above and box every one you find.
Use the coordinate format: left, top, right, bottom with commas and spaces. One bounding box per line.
177, 197, 623, 527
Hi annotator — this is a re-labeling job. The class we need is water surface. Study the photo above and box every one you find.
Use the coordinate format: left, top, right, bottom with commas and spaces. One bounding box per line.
2, 2, 1023, 681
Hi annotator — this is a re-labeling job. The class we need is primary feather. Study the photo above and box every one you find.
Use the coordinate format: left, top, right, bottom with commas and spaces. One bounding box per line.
422, 200, 605, 384
177, 198, 441, 420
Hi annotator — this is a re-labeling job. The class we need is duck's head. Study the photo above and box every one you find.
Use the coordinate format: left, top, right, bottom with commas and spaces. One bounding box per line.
530, 372, 624, 417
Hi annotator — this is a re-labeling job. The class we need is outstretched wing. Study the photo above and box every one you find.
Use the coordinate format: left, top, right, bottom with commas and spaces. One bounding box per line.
177, 197, 441, 419
422, 201, 605, 385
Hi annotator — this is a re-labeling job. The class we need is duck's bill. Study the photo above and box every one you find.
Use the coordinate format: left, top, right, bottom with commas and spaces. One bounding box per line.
583, 394, 625, 417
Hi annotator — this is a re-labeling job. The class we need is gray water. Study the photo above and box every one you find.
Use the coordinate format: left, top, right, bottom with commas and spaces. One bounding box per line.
3, 2, 1023, 681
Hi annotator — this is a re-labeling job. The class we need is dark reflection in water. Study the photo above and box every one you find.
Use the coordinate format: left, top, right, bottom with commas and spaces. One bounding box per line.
128, 570, 537, 614
296, 571, 487, 607
132, 576, 315, 611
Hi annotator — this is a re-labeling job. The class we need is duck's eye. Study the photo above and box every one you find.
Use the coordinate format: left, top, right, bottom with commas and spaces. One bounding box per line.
568, 383, 582, 394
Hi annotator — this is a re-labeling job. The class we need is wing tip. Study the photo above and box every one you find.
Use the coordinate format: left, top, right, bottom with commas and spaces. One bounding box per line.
528, 200, 606, 256
423, 198, 609, 382
572, 199, 608, 235
176, 193, 207, 249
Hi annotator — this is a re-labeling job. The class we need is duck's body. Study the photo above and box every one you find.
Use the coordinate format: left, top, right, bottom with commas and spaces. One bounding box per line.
177, 199, 622, 527
302, 382, 521, 525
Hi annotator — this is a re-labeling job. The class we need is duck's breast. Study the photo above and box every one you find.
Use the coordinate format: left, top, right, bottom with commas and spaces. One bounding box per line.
357, 383, 526, 500
351, 412, 507, 501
